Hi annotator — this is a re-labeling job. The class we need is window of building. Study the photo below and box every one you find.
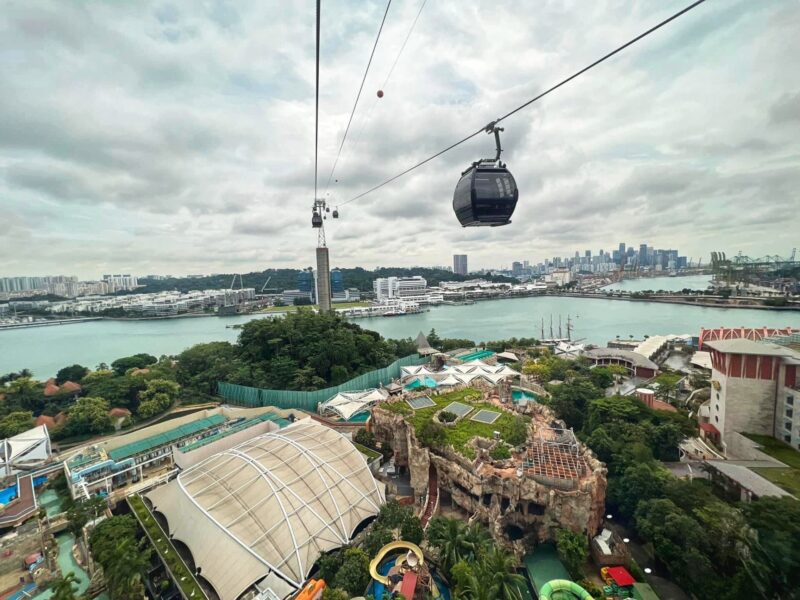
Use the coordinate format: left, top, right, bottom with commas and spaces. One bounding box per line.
716, 392, 720, 400
788, 408, 794, 419
715, 416, 719, 423
785, 434, 792, 443
786, 421, 793, 431
715, 404, 719, 412
788, 395, 795, 406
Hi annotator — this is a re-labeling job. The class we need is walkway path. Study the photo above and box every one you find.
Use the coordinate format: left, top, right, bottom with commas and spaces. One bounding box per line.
420, 465, 438, 528
0, 475, 37, 527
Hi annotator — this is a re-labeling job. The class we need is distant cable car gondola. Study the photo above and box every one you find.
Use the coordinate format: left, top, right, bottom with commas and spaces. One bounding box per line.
312, 210, 323, 228
452, 123, 518, 227
332, 207, 339, 218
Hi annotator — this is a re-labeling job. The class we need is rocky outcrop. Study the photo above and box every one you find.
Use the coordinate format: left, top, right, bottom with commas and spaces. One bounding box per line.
372, 404, 607, 547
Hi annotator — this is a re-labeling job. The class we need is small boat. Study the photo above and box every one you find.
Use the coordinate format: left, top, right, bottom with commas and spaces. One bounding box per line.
383, 309, 406, 317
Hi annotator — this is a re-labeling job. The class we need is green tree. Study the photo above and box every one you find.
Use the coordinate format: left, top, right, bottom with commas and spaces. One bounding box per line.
332, 547, 370, 596
81, 371, 146, 411
427, 517, 469, 575
363, 526, 394, 557
0, 411, 34, 437
588, 367, 614, 389
400, 515, 424, 545
3, 377, 44, 413
110, 353, 157, 375
320, 588, 349, 600
50, 572, 79, 600
89, 515, 152, 600
548, 376, 602, 430
136, 378, 179, 418
316, 551, 345, 584
479, 547, 524, 600
743, 497, 800, 598
609, 463, 668, 518
503, 417, 528, 446
555, 529, 588, 579
64, 397, 112, 436
419, 421, 446, 449
55, 364, 89, 385
353, 428, 376, 448
176, 341, 247, 395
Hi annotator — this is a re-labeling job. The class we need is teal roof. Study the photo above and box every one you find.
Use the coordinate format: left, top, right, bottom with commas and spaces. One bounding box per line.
108, 415, 227, 461
458, 349, 496, 362
179, 412, 290, 454
523, 544, 571, 594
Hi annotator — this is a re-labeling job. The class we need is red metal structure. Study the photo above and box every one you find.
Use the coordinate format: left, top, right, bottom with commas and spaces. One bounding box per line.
698, 327, 795, 350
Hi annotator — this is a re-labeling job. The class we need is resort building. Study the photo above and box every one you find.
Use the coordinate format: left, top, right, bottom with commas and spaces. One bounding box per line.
701, 337, 800, 451
146, 420, 385, 600
63, 406, 295, 500
583, 348, 659, 379
373, 276, 427, 301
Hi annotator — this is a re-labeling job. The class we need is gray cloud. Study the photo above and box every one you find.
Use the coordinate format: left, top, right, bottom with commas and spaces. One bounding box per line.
1, 0, 799, 278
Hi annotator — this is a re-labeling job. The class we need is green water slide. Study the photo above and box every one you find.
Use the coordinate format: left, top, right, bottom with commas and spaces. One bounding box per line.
539, 579, 593, 600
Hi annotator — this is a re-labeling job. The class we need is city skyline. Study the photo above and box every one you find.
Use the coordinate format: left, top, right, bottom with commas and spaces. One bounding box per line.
2, 2, 800, 278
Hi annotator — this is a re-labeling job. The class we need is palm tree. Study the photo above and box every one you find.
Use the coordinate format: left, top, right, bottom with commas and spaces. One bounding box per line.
107, 537, 152, 600
478, 547, 525, 600
51, 572, 78, 600
426, 517, 468, 574
463, 522, 491, 560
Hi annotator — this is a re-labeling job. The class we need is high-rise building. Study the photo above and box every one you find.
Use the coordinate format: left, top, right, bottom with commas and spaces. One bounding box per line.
618, 242, 626, 256
330, 269, 344, 294
453, 254, 468, 275
639, 244, 648, 265
512, 262, 523, 276
297, 271, 315, 295
373, 276, 427, 301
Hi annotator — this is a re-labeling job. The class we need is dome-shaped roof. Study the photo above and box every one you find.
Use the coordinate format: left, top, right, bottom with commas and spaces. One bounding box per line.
147, 419, 385, 599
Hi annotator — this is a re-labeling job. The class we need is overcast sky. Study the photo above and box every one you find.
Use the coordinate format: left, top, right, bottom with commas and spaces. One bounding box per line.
1, 0, 799, 279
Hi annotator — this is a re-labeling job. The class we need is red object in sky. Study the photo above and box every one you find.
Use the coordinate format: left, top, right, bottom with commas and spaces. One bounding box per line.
607, 566, 636, 587
377, 90, 384, 98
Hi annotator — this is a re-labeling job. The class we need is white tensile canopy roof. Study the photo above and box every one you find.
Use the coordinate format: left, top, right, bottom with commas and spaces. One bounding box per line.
444, 360, 520, 379
148, 420, 385, 599
401, 365, 434, 377
438, 375, 461, 387
1, 425, 51, 476
318, 389, 387, 421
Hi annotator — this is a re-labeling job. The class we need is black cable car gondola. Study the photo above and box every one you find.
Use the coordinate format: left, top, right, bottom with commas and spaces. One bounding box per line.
452, 124, 518, 227
311, 210, 323, 228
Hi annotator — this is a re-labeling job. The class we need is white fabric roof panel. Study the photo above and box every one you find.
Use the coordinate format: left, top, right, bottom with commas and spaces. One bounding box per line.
318, 389, 386, 421
148, 420, 385, 599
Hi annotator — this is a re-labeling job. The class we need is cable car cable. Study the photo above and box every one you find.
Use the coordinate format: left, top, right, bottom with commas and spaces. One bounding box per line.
327, 0, 428, 197
340, 0, 707, 206
314, 0, 321, 200
323, 0, 393, 194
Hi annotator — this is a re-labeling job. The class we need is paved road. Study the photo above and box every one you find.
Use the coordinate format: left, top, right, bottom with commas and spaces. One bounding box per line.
607, 521, 690, 600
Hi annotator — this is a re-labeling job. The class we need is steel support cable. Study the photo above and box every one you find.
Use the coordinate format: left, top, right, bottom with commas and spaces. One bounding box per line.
323, 0, 393, 195
340, 0, 707, 206
314, 0, 321, 200
334, 0, 428, 188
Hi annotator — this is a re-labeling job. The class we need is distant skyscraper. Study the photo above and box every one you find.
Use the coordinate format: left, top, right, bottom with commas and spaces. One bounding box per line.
619, 242, 626, 256
585, 250, 591, 258
639, 244, 648, 265
330, 269, 344, 294
512, 261, 523, 276
297, 270, 315, 298
453, 254, 468, 275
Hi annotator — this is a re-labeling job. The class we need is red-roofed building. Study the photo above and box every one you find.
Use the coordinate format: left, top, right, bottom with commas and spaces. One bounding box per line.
702, 338, 800, 453
607, 566, 635, 587
60, 381, 82, 394
109, 407, 132, 418
43, 379, 60, 397
35, 415, 57, 431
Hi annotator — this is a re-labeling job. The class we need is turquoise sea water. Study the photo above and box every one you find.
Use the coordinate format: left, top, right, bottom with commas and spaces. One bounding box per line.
1, 276, 797, 377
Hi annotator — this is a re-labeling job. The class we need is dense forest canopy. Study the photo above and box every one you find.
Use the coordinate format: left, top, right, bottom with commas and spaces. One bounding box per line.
132, 266, 519, 294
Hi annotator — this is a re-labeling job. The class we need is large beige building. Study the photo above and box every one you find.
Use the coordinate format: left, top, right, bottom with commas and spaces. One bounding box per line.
147, 420, 385, 600
702, 338, 800, 453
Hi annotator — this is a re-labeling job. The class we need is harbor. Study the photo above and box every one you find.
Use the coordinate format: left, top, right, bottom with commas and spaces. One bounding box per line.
1, 275, 797, 378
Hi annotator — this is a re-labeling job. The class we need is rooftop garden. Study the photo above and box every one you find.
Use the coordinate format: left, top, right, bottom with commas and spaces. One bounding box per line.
129, 494, 206, 600
381, 388, 529, 459
744, 433, 800, 496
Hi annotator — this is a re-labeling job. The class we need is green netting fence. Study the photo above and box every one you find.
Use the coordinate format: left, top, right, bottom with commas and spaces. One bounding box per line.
217, 354, 427, 411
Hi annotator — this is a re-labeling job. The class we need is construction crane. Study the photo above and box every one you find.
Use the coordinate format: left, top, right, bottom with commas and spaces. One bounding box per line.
260, 276, 272, 294
229, 273, 243, 290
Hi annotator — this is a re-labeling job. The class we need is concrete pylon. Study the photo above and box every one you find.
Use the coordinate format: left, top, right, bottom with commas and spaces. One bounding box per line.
316, 246, 331, 313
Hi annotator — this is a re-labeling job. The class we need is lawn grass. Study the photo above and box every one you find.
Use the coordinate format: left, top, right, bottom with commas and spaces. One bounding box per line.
752, 467, 800, 497
353, 442, 382, 461
129, 494, 206, 599
382, 388, 529, 459
743, 433, 800, 469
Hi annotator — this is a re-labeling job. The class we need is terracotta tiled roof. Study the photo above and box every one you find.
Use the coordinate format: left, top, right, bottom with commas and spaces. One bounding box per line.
35, 415, 56, 430
108, 407, 132, 418
60, 381, 82, 393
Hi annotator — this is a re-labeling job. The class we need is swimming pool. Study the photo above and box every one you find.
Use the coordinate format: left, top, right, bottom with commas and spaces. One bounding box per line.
512, 389, 538, 404
458, 349, 496, 362
0, 485, 18, 504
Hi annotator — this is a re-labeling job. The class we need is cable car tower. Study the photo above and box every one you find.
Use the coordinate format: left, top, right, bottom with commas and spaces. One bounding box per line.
311, 198, 339, 312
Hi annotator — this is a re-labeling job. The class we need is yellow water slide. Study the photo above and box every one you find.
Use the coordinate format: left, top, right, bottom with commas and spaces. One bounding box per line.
368, 541, 425, 586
